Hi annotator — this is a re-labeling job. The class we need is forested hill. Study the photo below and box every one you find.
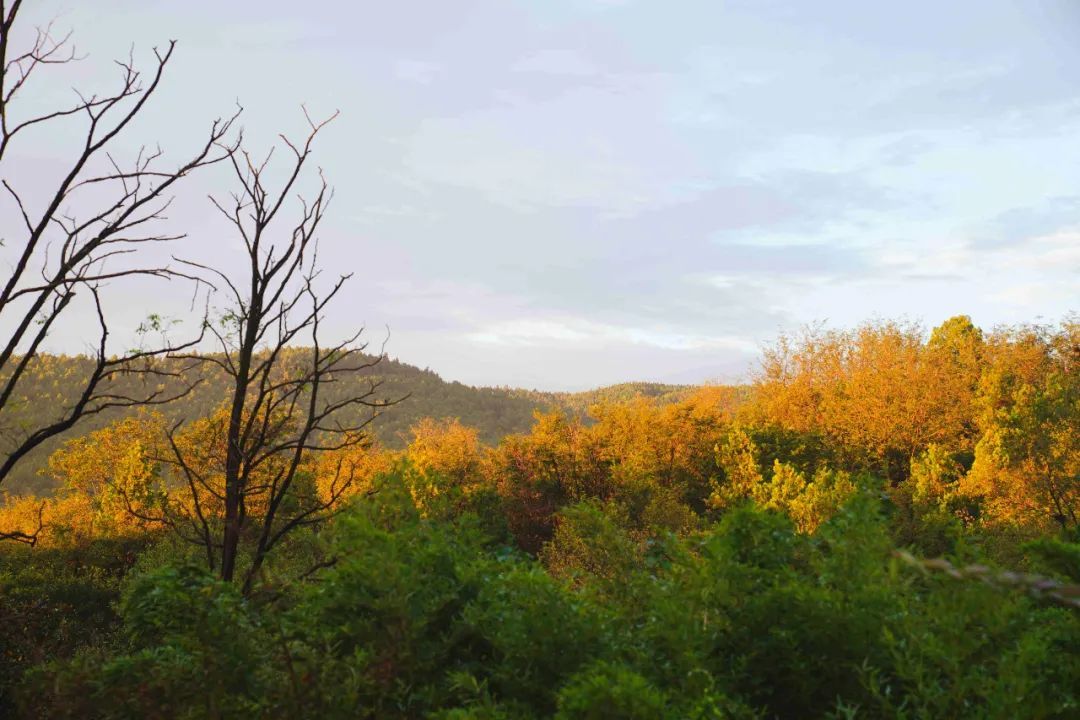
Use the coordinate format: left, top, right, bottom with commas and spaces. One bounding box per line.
519, 381, 701, 415
1, 352, 698, 495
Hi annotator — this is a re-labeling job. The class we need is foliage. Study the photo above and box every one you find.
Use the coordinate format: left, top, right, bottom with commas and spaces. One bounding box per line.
0, 537, 145, 715
2, 351, 701, 496
3, 315, 1079, 717
22, 563, 273, 719
10, 472, 1080, 718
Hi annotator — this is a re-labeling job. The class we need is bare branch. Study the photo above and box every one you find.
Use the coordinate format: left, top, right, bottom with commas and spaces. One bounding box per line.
0, 3, 240, 505
159, 113, 403, 588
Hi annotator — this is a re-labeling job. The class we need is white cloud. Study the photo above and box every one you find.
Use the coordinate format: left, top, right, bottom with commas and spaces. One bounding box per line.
997, 229, 1080, 273
402, 115, 652, 211
468, 316, 759, 353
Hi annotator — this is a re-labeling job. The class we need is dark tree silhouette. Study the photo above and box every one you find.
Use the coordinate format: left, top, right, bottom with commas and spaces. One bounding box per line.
0, 1, 238, 542
164, 112, 398, 590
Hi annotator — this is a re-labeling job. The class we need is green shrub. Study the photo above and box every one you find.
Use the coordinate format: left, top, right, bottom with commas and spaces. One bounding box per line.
540, 501, 640, 592
555, 662, 669, 719
462, 565, 609, 713
0, 538, 144, 715
23, 563, 272, 719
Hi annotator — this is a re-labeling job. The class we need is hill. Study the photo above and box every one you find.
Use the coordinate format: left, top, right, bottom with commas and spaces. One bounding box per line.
0, 352, 699, 495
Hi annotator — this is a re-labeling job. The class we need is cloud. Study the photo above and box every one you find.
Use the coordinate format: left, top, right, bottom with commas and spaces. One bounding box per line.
975, 196, 1080, 249
11, 0, 1080, 390
402, 118, 649, 211
997, 228, 1080, 273
468, 315, 760, 353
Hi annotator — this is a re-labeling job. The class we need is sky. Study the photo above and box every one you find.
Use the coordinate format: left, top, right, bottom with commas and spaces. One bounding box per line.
6, 0, 1080, 390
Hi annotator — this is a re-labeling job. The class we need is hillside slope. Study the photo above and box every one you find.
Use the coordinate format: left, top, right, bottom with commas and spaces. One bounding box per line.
1, 352, 699, 495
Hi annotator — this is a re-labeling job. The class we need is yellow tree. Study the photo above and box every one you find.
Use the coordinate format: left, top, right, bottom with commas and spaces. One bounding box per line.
709, 425, 764, 512
587, 396, 711, 534
486, 411, 607, 552
44, 414, 168, 539
924, 315, 985, 449
962, 320, 1079, 533
314, 439, 393, 506
710, 430, 856, 533
406, 417, 483, 488
749, 317, 987, 480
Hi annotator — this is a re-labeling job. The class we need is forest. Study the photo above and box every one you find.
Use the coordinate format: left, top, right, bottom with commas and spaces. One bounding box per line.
1, 316, 1078, 718
2, 1, 1079, 717
0, 349, 692, 497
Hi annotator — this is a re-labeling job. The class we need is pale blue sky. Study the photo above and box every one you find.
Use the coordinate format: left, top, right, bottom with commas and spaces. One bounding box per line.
7, 0, 1080, 389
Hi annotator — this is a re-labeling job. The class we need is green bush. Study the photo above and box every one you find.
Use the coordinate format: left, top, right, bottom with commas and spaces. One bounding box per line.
555, 662, 669, 719
284, 478, 493, 717
12, 468, 1080, 719
23, 563, 273, 719
0, 538, 145, 715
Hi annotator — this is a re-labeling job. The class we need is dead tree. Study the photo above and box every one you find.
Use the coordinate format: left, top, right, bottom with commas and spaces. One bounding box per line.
0, 1, 239, 543
168, 111, 395, 591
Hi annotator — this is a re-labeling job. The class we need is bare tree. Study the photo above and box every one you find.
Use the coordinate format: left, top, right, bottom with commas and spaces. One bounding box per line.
161, 112, 396, 591
0, 1, 238, 542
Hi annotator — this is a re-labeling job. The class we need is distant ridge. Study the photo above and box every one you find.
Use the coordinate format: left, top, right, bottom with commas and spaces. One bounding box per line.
1, 352, 709, 495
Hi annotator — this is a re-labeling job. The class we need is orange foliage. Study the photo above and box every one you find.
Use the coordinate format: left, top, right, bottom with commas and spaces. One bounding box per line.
406, 417, 483, 487
10, 414, 172, 544
749, 319, 982, 473
5, 315, 1074, 556
314, 439, 394, 505
959, 322, 1079, 533
485, 411, 598, 552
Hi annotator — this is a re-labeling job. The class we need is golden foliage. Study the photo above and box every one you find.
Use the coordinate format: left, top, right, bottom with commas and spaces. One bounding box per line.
960, 322, 1079, 533
406, 417, 483, 487
15, 414, 171, 544
5, 315, 1075, 553
749, 318, 983, 468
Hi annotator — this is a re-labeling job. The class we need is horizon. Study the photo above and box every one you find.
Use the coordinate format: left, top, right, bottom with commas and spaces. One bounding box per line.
5, 0, 1080, 391
18, 310, 1074, 395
